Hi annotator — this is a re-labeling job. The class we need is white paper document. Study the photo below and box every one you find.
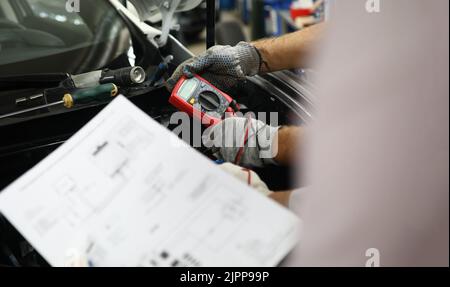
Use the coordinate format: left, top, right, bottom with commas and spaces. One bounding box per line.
0, 96, 299, 267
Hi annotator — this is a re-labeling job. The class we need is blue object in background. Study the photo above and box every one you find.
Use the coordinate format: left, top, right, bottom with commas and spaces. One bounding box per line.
242, 0, 296, 37
239, 0, 250, 24
220, 0, 236, 10
264, 0, 292, 36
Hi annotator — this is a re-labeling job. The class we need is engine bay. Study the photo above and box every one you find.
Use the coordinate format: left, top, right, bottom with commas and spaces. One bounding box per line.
0, 69, 307, 191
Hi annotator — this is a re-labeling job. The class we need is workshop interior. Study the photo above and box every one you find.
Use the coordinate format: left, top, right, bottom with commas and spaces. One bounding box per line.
0, 0, 448, 268
0, 0, 317, 267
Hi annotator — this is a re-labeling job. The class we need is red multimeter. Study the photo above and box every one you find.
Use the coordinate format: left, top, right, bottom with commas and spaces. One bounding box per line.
169, 75, 237, 126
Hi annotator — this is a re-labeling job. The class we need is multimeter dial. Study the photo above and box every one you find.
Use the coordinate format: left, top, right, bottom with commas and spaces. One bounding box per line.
179, 77, 229, 117
169, 75, 236, 126
198, 91, 221, 111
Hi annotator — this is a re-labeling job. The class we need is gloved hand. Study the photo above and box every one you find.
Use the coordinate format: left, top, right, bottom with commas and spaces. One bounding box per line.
203, 117, 280, 168
220, 163, 272, 196
167, 42, 262, 90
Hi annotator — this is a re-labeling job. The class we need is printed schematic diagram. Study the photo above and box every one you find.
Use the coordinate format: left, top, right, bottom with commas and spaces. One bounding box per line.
51, 117, 154, 228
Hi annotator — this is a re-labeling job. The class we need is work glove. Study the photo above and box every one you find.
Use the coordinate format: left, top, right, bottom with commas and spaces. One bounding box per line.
203, 117, 280, 168
220, 163, 272, 196
167, 42, 262, 90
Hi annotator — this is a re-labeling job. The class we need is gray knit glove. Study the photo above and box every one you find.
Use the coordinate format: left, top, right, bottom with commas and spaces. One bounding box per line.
167, 42, 261, 90
203, 117, 280, 168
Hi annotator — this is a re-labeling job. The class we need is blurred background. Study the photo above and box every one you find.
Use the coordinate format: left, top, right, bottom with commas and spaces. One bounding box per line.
174, 0, 326, 55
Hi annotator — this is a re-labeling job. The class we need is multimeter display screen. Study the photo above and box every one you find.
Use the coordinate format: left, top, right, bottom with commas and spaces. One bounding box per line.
178, 79, 199, 101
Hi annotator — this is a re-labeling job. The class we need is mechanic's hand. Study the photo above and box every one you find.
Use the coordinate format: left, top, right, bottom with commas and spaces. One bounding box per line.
167, 42, 261, 90
203, 117, 280, 168
220, 163, 272, 196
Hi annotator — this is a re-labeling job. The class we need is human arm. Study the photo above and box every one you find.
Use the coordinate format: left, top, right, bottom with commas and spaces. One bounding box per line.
253, 22, 325, 73
273, 126, 305, 166
167, 23, 325, 90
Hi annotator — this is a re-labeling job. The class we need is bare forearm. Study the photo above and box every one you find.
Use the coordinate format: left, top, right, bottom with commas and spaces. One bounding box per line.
273, 126, 306, 166
253, 23, 325, 72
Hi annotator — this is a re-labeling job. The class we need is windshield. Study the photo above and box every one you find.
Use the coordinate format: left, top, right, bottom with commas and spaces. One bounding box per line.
0, 0, 132, 75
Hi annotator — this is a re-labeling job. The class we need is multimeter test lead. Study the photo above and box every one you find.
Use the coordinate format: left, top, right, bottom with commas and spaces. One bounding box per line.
150, 55, 174, 87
